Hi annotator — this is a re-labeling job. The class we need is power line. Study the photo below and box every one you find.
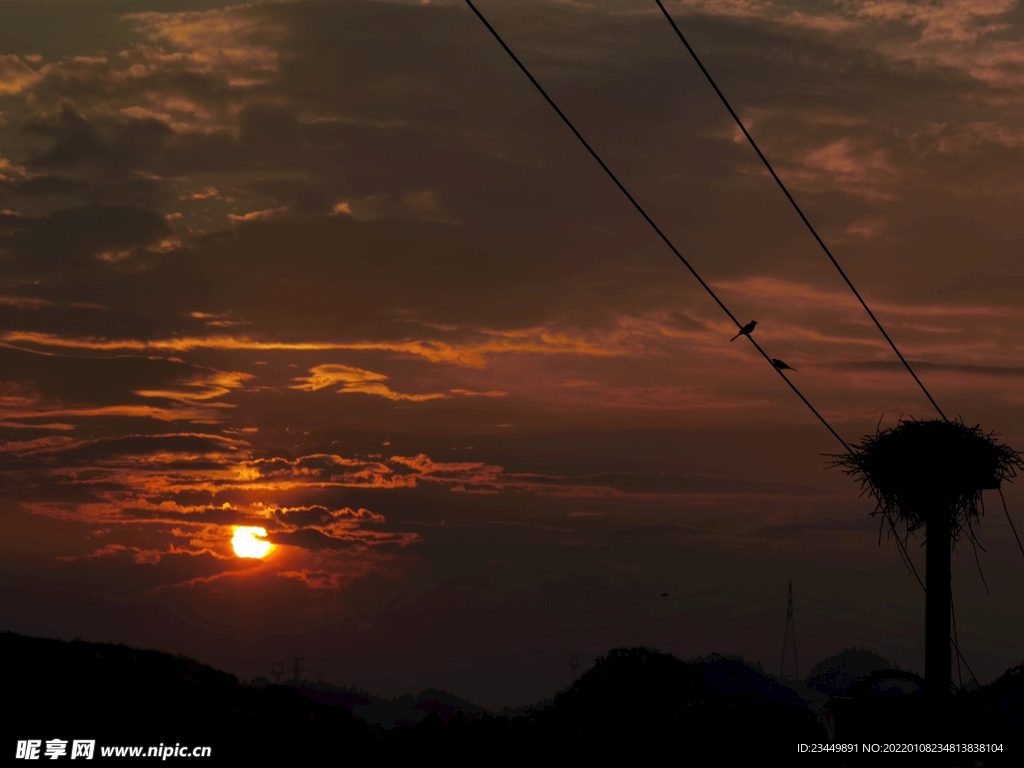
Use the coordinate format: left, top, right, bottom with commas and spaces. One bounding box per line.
653, 0, 947, 423
463, 0, 848, 451
998, 487, 1024, 560
463, 0, 977, 679
649, 0, 986, 679
951, 594, 963, 690
796, 590, 978, 686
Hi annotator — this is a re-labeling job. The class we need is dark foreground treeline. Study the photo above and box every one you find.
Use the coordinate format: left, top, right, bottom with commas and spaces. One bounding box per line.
3, 632, 1020, 766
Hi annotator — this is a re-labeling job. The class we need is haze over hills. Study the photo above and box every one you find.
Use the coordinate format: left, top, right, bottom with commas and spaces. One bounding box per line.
250, 679, 496, 728
7, 630, 1023, 765
250, 647, 890, 729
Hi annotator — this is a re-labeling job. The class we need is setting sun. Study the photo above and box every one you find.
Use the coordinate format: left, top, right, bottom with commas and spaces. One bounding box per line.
231, 526, 271, 559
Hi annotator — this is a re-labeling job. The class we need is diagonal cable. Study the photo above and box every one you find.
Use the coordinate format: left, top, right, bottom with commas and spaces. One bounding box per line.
654, 0, 947, 422
950, 593, 979, 688
463, 0, 846, 450
998, 487, 1024, 560
464, 0, 977, 675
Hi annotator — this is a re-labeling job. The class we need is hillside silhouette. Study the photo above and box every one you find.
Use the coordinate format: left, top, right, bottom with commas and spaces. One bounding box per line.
4, 632, 377, 764
5, 632, 1022, 765
523, 647, 821, 765
806, 647, 894, 697
252, 678, 489, 727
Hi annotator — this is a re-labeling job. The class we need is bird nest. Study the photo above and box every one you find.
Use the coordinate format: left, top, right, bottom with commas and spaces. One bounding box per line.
831, 418, 1022, 543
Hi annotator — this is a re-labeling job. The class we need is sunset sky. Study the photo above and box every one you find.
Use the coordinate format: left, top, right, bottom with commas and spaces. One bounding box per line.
2, 0, 1024, 709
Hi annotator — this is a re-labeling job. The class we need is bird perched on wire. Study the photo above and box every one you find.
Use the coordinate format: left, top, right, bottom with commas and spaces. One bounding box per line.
730, 320, 757, 341
771, 358, 797, 372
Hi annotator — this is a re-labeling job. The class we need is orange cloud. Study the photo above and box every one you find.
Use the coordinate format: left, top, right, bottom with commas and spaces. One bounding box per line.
4, 5, 285, 143
0, 296, 53, 309
290, 364, 447, 402
0, 55, 41, 94
845, 219, 887, 239
0, 421, 76, 431
189, 311, 248, 328
0, 368, 249, 428
124, 7, 283, 77
713, 277, 1018, 319
182, 186, 220, 200
913, 121, 1024, 155
135, 370, 253, 403
855, 0, 1014, 44
754, 135, 901, 201
227, 206, 289, 222
1, 400, 233, 426
1, 326, 633, 368
6, 433, 825, 534
0, 435, 85, 456
2, 435, 431, 586
683, 0, 1013, 47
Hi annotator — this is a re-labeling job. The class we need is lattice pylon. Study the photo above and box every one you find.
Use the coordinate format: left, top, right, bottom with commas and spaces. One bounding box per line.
780, 581, 799, 680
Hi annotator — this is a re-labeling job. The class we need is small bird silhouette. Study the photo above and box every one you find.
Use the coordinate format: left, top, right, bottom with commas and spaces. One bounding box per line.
661, 593, 669, 597
771, 358, 797, 372
730, 320, 757, 341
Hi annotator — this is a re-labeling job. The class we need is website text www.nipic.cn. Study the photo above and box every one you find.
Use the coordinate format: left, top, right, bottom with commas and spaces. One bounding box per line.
16, 740, 213, 760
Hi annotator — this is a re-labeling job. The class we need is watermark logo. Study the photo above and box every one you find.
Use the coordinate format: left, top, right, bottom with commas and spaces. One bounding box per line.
15, 741, 40, 760
16, 740, 93, 760
71, 741, 95, 760
16, 739, 208, 759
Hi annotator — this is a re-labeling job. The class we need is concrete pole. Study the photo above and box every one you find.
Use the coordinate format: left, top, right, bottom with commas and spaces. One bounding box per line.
925, 512, 951, 701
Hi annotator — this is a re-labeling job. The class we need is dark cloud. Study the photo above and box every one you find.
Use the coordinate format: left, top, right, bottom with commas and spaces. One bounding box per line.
0, 204, 167, 272
25, 106, 108, 168
3, 175, 88, 196
270, 528, 364, 551
0, 347, 194, 405
539, 471, 827, 496
750, 517, 880, 538
0, 0, 1023, 706
37, 433, 244, 464
244, 178, 333, 214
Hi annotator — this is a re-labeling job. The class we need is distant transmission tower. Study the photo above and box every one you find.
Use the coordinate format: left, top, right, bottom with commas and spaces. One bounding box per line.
291, 657, 305, 684
570, 654, 579, 684
271, 661, 284, 684
780, 581, 799, 680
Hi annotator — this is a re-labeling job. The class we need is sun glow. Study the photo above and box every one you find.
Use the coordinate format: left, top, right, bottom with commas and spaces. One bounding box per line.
232, 526, 272, 559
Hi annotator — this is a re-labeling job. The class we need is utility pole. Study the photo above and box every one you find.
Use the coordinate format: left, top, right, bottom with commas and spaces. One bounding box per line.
925, 513, 951, 700
570, 654, 579, 684
780, 581, 799, 680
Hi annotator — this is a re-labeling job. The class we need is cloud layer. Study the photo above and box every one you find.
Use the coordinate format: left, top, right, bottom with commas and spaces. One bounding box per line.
2, 0, 1023, 703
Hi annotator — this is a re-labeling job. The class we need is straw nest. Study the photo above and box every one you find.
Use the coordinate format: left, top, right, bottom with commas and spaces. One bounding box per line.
831, 418, 1022, 542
